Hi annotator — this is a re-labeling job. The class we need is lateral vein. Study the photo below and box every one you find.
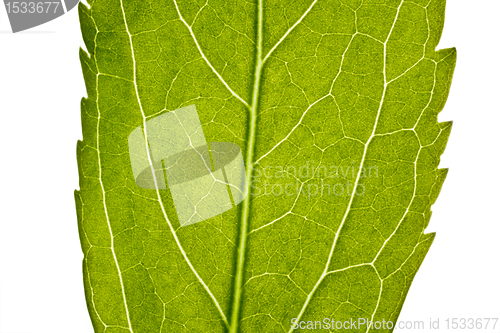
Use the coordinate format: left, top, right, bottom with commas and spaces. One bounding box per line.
262, 0, 319, 64
90, 9, 135, 332
118, 1, 229, 329
173, 0, 251, 109
288, 2, 405, 331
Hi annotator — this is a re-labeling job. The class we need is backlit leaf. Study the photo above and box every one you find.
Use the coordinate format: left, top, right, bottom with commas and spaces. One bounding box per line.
76, 0, 456, 332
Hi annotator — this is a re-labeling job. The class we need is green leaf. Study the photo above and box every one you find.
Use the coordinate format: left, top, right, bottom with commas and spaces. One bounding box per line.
76, 0, 456, 332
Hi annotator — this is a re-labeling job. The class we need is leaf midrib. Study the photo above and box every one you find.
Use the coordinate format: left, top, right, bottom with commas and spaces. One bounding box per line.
227, 0, 262, 328
229, 0, 328, 331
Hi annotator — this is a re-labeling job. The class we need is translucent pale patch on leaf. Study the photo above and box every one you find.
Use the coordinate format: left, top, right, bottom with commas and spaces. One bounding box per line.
128, 104, 247, 226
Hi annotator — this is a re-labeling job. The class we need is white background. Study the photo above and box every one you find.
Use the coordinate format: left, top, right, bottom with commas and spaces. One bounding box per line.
0, 1, 498, 332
